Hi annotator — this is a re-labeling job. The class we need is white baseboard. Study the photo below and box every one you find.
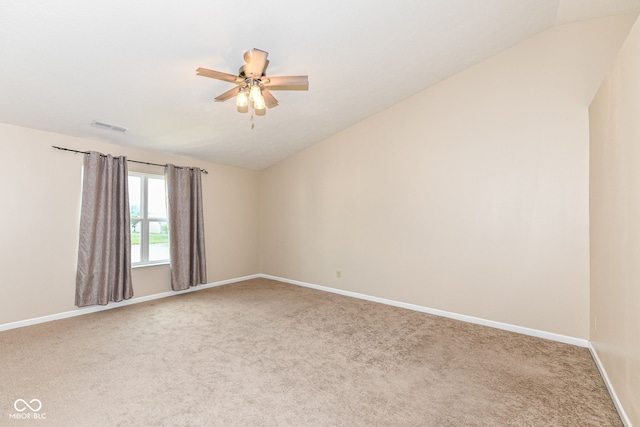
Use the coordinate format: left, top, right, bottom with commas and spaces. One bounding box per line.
2, 273, 589, 348
589, 343, 632, 427
259, 274, 589, 348
0, 274, 261, 332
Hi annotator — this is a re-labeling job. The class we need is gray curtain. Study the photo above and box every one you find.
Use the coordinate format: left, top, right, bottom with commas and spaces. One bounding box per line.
165, 164, 207, 291
76, 152, 133, 306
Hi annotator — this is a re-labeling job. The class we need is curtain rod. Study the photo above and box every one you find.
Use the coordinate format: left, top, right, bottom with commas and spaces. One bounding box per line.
52, 146, 208, 174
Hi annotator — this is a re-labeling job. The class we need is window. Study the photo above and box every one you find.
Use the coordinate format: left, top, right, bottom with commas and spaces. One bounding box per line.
128, 173, 169, 266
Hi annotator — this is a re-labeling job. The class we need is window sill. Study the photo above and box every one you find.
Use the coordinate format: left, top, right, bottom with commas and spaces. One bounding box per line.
132, 261, 170, 269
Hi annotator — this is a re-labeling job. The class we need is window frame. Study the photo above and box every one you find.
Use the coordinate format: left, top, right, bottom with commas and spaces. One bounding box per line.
129, 172, 169, 267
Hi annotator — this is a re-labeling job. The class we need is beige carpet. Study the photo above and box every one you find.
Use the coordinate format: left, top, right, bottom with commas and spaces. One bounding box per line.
0, 278, 621, 426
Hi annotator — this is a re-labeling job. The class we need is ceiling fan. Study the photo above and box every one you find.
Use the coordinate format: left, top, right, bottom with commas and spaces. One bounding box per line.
196, 48, 309, 115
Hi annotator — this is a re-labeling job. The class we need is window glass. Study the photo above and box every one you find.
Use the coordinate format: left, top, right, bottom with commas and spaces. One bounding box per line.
128, 175, 142, 219
128, 173, 169, 266
149, 221, 169, 261
148, 177, 166, 218
131, 219, 141, 263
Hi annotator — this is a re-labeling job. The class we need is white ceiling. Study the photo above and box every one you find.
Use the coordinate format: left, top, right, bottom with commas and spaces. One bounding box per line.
1, 0, 639, 170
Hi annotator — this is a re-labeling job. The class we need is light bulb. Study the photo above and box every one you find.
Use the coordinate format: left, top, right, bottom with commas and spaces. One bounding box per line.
249, 84, 261, 102
254, 94, 266, 111
236, 89, 248, 107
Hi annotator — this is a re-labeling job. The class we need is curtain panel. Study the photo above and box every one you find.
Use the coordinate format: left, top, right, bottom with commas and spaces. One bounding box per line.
165, 164, 207, 291
76, 152, 133, 307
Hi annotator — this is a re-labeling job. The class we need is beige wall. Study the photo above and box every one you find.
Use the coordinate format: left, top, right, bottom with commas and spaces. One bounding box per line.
0, 123, 260, 325
260, 15, 636, 339
589, 16, 640, 426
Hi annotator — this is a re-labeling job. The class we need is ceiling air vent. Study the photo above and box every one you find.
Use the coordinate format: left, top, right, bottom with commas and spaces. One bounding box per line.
91, 120, 128, 133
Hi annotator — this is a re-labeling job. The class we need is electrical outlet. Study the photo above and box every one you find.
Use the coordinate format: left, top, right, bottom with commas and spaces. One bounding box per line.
336, 270, 342, 278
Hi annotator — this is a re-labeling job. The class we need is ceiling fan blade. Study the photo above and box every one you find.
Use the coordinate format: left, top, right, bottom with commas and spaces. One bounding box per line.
196, 67, 242, 83
243, 49, 269, 78
262, 88, 279, 109
263, 75, 309, 90
214, 86, 240, 102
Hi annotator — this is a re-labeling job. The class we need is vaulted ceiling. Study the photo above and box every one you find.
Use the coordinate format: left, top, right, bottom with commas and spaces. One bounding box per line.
1, 1, 639, 170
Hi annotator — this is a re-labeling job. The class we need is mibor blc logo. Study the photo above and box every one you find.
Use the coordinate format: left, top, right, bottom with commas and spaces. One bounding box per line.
8, 398, 46, 420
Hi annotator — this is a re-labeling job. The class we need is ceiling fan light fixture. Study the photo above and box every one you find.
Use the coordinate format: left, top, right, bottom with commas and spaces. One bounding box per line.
197, 48, 309, 124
